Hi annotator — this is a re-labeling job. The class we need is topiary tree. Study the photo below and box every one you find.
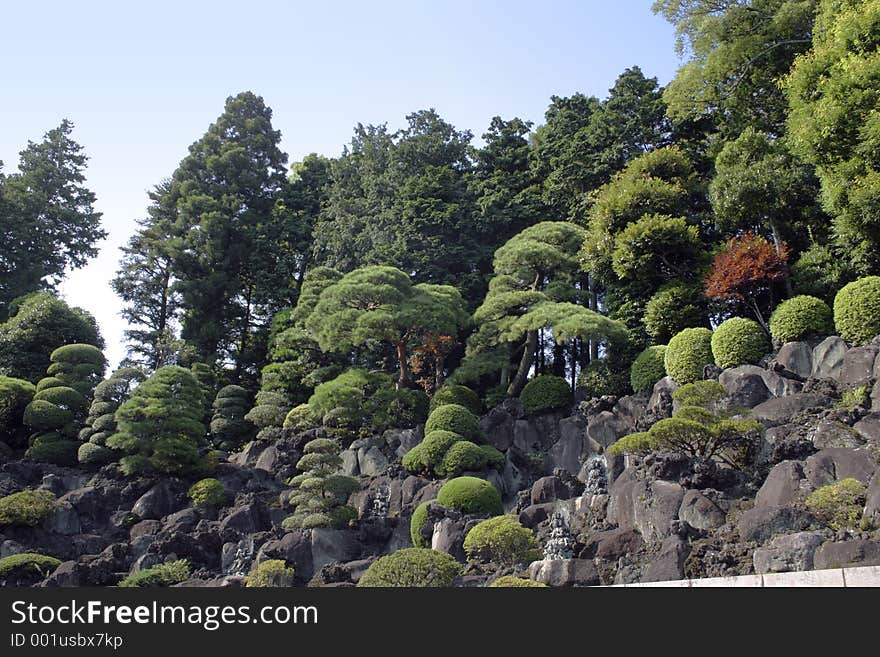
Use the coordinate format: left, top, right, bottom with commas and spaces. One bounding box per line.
424, 403, 480, 441
643, 282, 708, 344
246, 559, 295, 587
520, 374, 571, 415
769, 295, 834, 344
0, 489, 58, 526
402, 430, 461, 477
429, 384, 482, 416
410, 500, 433, 548
630, 345, 667, 393
78, 367, 146, 453
244, 390, 292, 443
357, 548, 462, 587
283, 404, 320, 432
209, 385, 254, 451
805, 478, 867, 531
107, 366, 208, 476
664, 327, 713, 384
711, 317, 769, 369
462, 515, 540, 564
439, 441, 504, 478
576, 359, 631, 399
437, 476, 503, 516
283, 438, 359, 530
834, 277, 880, 346
0, 376, 35, 449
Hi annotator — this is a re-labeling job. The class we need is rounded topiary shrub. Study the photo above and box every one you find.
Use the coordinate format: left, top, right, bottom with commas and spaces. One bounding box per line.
283, 404, 320, 431
77, 442, 114, 466
769, 295, 834, 343
711, 317, 769, 369
643, 283, 707, 343
0, 553, 62, 584
576, 360, 631, 399
410, 500, 432, 548
424, 404, 480, 441
429, 385, 482, 416
630, 345, 667, 393
25, 439, 79, 466
245, 559, 295, 587
489, 575, 547, 588
462, 515, 540, 564
437, 476, 503, 517
188, 478, 226, 509
664, 327, 714, 384
32, 386, 87, 413
0, 489, 57, 526
834, 277, 880, 345
805, 478, 867, 530
357, 548, 462, 587
22, 400, 73, 432
439, 440, 486, 477
49, 343, 106, 367
402, 430, 461, 475
520, 375, 571, 415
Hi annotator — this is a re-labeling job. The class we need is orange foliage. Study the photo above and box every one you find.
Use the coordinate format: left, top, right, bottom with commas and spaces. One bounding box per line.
705, 233, 788, 303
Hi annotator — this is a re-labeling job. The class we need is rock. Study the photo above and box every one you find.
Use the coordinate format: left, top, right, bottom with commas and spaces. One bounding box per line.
43, 561, 83, 587
512, 420, 542, 452
531, 476, 568, 505
642, 535, 690, 583
648, 377, 677, 415
340, 449, 358, 476
719, 366, 771, 409
310, 528, 361, 573
757, 425, 812, 467
254, 446, 279, 473
220, 502, 269, 536
480, 406, 515, 452
589, 528, 644, 561
44, 503, 81, 535
608, 471, 683, 543
528, 558, 600, 587
737, 505, 813, 544
756, 461, 807, 508
258, 530, 313, 582
776, 342, 813, 379
132, 481, 176, 520
753, 532, 825, 574
129, 520, 162, 540
678, 490, 726, 530
230, 441, 267, 467
431, 517, 468, 560
803, 448, 877, 488
586, 411, 628, 449
873, 380, 880, 413
853, 415, 880, 443
865, 470, 880, 524
358, 446, 388, 477
385, 428, 421, 457
810, 420, 865, 449
59, 487, 103, 519
814, 539, 880, 570
751, 393, 832, 427
839, 345, 878, 390
501, 453, 526, 501
812, 337, 848, 380
163, 508, 200, 535
612, 395, 646, 431
518, 503, 555, 528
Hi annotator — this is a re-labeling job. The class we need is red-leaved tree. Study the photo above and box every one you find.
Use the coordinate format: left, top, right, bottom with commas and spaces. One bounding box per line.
705, 233, 789, 331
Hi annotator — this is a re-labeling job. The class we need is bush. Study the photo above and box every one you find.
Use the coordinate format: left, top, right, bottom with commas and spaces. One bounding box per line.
576, 360, 632, 399
769, 295, 834, 343
834, 277, 880, 345
711, 317, 769, 369
489, 575, 547, 588
357, 548, 462, 587
437, 477, 503, 516
429, 385, 482, 416
50, 343, 106, 367
25, 440, 78, 466
664, 327, 713, 384
424, 404, 480, 441
410, 501, 432, 548
0, 489, 57, 526
283, 404, 320, 431
23, 400, 73, 432
630, 346, 667, 393
246, 559, 295, 587
805, 478, 867, 530
607, 432, 654, 456
643, 283, 707, 343
479, 444, 505, 471
439, 441, 486, 477
117, 560, 190, 587
188, 478, 226, 509
0, 376, 35, 448
520, 375, 572, 415
462, 515, 540, 564
0, 553, 61, 581
33, 386, 87, 413
77, 442, 114, 466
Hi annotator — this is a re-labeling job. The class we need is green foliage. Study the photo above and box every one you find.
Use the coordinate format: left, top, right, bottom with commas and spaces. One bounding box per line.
711, 317, 770, 369
33, 386, 86, 413
608, 431, 654, 456
520, 375, 571, 414
0, 293, 103, 383
0, 376, 34, 448
664, 327, 713, 384
437, 477, 503, 516
410, 500, 432, 548
630, 345, 667, 393
673, 380, 727, 408
0, 553, 62, 581
284, 437, 359, 529
805, 478, 867, 531
25, 438, 77, 466
50, 343, 105, 368
357, 548, 462, 587
23, 400, 72, 432
402, 430, 461, 476
791, 243, 854, 303
769, 295, 835, 343
424, 404, 480, 441
439, 441, 491, 477
283, 404, 320, 431
209, 385, 253, 450
489, 576, 547, 588
117, 560, 190, 588
246, 559, 295, 587
643, 283, 707, 343
0, 489, 57, 526
429, 385, 482, 416
611, 214, 704, 284
576, 359, 631, 399
834, 277, 880, 345
77, 442, 114, 466
838, 386, 871, 410
462, 515, 540, 565
188, 478, 226, 509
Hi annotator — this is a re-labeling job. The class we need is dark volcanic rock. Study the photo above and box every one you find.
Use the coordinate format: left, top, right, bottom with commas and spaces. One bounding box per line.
737, 505, 813, 544
529, 558, 600, 587
642, 535, 690, 583
803, 448, 877, 488
753, 531, 825, 574
814, 539, 880, 570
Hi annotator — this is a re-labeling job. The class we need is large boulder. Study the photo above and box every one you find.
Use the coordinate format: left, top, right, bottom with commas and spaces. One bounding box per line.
810, 420, 865, 449
310, 529, 361, 573
813, 539, 880, 570
737, 505, 813, 544
528, 558, 600, 587
865, 470, 880, 525
548, 415, 599, 477
811, 337, 848, 380
586, 411, 629, 449
678, 489, 726, 531
608, 472, 684, 543
588, 528, 645, 561
853, 415, 880, 444
750, 393, 832, 427
647, 377, 677, 416
755, 461, 807, 508
776, 342, 813, 379
131, 481, 176, 520
838, 345, 878, 390
719, 366, 771, 409
753, 532, 825, 574
642, 535, 690, 583
479, 406, 516, 452
803, 448, 877, 488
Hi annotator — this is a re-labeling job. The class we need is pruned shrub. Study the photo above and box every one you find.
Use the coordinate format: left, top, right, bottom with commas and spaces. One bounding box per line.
520, 375, 572, 415
630, 345, 667, 393
769, 295, 834, 343
643, 283, 707, 343
33, 386, 87, 413
402, 431, 460, 476
0, 376, 35, 448
576, 360, 631, 399
23, 400, 73, 432
283, 404, 320, 431
77, 442, 114, 466
357, 548, 461, 587
664, 327, 713, 384
117, 560, 190, 587
424, 404, 480, 441
24, 439, 78, 466
209, 385, 253, 451
188, 478, 226, 509
489, 575, 547, 588
0, 553, 62, 582
0, 489, 57, 526
246, 559, 295, 587
410, 500, 432, 548
429, 385, 482, 416
805, 478, 867, 530
834, 277, 880, 345
711, 317, 769, 369
463, 515, 540, 564
283, 437, 359, 529
439, 441, 487, 477
437, 477, 503, 516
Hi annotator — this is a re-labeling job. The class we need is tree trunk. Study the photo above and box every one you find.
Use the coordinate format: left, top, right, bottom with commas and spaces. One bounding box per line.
434, 352, 445, 392
588, 273, 599, 361
507, 330, 538, 397
769, 219, 794, 297
396, 341, 411, 389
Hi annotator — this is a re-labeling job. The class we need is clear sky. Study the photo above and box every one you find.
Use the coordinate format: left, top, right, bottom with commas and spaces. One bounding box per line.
0, 0, 682, 368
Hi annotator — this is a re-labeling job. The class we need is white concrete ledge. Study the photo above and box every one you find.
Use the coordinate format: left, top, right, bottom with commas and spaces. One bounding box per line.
608, 565, 880, 587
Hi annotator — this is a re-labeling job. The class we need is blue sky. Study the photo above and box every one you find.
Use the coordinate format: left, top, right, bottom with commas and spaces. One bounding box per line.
0, 0, 682, 367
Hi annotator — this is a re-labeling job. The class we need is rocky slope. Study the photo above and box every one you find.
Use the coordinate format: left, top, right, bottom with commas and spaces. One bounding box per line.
2, 335, 880, 587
